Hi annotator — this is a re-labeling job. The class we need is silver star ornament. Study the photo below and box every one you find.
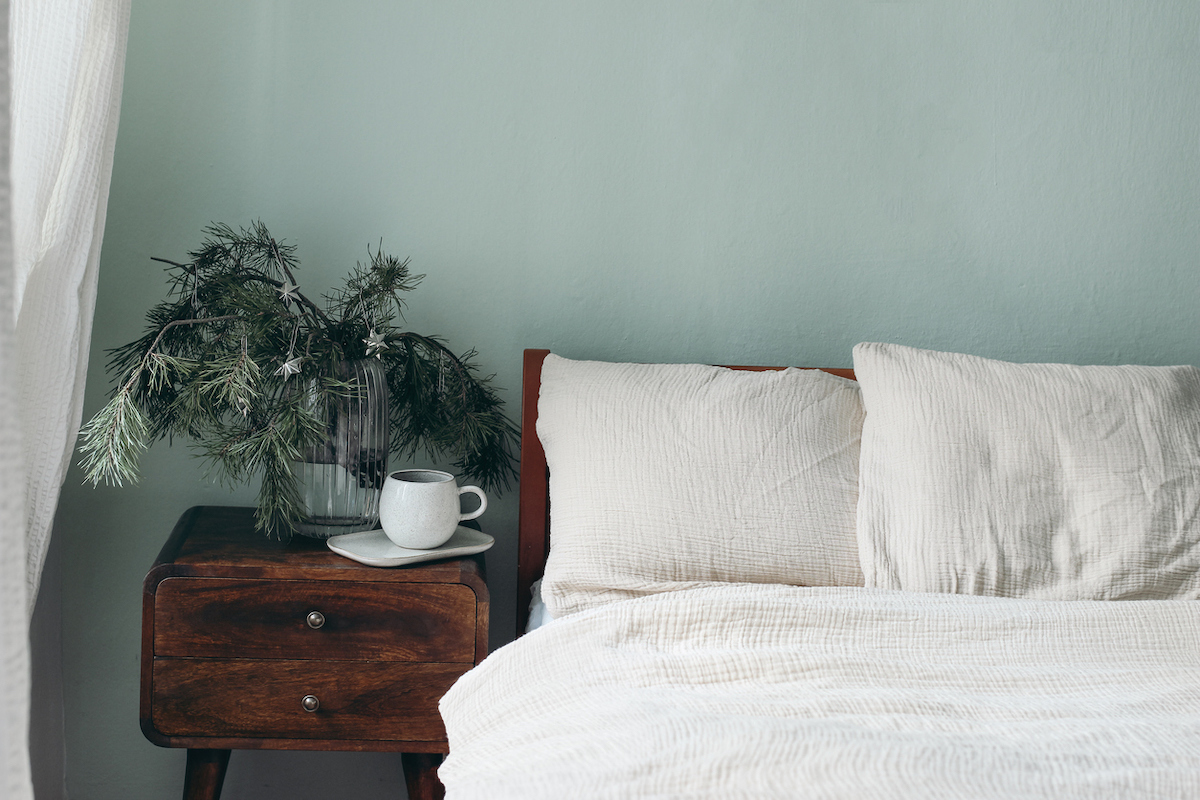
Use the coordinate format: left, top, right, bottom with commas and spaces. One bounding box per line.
275, 356, 303, 379
363, 330, 389, 358
277, 281, 301, 305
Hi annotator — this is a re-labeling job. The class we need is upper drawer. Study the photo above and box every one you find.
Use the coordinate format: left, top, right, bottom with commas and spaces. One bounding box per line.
153, 577, 477, 662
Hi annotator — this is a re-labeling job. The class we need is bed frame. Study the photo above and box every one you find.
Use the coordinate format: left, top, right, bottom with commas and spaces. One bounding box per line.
515, 348, 856, 637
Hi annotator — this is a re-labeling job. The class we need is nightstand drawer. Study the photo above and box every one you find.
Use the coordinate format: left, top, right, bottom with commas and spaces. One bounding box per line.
151, 658, 465, 741
154, 577, 477, 662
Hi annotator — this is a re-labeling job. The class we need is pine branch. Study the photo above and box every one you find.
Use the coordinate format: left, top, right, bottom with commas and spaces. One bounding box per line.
78, 389, 150, 487
78, 220, 520, 537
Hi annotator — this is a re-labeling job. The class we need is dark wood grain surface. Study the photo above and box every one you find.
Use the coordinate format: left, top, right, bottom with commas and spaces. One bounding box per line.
516, 348, 552, 638
155, 506, 486, 586
141, 505, 489, 797
154, 578, 476, 662
152, 658, 461, 741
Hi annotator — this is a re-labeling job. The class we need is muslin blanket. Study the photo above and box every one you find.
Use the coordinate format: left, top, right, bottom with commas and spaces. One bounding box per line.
439, 585, 1200, 799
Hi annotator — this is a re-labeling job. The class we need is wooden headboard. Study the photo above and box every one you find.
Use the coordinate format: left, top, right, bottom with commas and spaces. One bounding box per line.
515, 348, 856, 637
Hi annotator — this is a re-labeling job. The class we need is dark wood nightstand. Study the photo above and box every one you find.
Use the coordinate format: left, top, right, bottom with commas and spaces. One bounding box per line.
140, 506, 488, 800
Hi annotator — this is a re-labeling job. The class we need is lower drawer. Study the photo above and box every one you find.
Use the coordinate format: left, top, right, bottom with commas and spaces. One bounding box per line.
150, 658, 466, 742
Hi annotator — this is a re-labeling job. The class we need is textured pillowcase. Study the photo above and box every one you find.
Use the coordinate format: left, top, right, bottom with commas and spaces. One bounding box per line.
853, 342, 1200, 600
538, 354, 865, 618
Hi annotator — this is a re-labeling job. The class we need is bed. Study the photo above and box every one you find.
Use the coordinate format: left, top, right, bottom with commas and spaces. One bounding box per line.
438, 345, 1200, 799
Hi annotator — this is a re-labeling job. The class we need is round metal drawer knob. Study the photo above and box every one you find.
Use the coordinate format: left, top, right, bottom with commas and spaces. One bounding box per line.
306, 611, 325, 629
301, 695, 320, 712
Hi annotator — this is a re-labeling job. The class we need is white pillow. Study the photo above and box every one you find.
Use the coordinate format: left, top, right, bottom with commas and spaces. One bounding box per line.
853, 342, 1200, 600
538, 354, 865, 618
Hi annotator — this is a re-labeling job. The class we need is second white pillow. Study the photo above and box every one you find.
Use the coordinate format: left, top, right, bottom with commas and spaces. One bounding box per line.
853, 342, 1200, 600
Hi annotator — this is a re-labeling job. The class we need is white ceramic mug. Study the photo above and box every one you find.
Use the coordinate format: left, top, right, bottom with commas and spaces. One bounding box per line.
378, 469, 487, 549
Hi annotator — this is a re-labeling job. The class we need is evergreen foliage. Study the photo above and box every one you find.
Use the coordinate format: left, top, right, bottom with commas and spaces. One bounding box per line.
79, 221, 519, 536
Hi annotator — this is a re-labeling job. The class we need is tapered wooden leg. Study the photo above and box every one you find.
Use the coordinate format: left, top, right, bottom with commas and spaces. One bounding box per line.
401, 752, 444, 800
183, 749, 231, 800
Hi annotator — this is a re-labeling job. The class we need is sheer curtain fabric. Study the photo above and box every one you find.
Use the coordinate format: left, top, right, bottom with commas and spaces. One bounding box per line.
3, 0, 130, 796
11, 0, 130, 609
1, 2, 33, 795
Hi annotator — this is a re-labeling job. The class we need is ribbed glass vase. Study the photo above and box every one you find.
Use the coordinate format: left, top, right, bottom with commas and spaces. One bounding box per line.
293, 359, 389, 538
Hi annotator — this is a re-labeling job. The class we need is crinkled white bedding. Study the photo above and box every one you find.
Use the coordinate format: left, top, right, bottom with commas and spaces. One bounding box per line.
439, 584, 1200, 799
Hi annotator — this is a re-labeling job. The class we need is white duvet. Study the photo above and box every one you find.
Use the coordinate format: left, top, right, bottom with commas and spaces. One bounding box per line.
439, 585, 1200, 799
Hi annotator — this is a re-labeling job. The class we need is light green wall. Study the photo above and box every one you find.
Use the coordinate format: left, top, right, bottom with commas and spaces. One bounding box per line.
54, 2, 1200, 797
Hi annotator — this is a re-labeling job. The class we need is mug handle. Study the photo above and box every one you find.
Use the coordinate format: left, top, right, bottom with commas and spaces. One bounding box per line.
458, 485, 487, 522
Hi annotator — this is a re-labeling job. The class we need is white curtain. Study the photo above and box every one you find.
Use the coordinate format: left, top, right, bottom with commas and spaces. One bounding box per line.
2, 0, 130, 796
11, 0, 130, 606
1, 2, 34, 796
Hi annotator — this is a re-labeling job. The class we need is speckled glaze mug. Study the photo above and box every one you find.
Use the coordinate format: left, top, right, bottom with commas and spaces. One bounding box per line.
378, 469, 487, 549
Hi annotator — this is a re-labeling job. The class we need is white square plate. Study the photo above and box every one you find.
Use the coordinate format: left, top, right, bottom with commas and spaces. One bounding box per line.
326, 526, 494, 567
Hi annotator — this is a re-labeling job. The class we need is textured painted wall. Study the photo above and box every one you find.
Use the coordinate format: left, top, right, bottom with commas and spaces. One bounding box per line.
51, 2, 1200, 797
